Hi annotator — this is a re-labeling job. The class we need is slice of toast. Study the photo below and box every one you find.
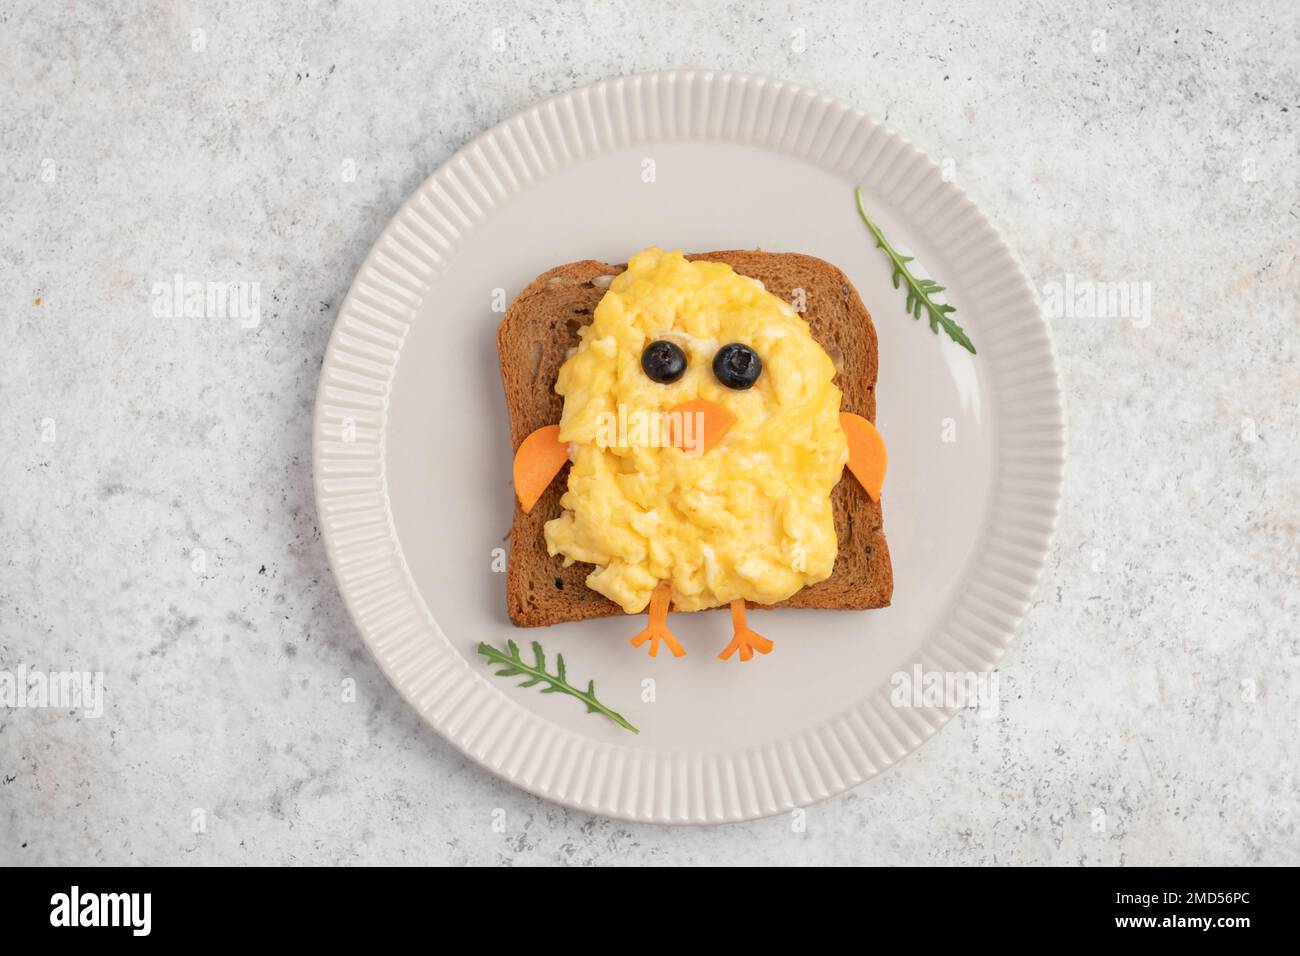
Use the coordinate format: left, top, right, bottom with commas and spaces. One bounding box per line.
498, 250, 892, 627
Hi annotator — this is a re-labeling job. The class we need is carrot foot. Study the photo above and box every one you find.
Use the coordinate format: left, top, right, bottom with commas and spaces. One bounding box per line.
629, 582, 685, 658
718, 600, 773, 661
630, 620, 685, 658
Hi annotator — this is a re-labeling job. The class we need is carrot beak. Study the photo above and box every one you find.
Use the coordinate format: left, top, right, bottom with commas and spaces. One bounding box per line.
665, 399, 736, 457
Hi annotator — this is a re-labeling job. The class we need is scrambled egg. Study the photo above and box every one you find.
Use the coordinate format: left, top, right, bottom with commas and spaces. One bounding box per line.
544, 248, 847, 613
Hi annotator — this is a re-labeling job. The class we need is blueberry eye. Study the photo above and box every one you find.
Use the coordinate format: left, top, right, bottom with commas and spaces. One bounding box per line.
712, 343, 762, 389
641, 340, 687, 384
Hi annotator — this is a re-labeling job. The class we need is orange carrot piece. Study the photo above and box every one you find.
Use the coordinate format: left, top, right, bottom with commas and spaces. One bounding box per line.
840, 412, 887, 501
666, 399, 736, 455
513, 424, 569, 514
629, 581, 685, 658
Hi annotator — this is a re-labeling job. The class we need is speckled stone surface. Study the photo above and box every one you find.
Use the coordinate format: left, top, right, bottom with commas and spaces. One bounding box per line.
2, 1, 1296, 865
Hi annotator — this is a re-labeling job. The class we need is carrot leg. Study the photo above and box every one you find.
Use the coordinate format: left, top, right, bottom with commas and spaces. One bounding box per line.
718, 600, 774, 662
629, 582, 685, 658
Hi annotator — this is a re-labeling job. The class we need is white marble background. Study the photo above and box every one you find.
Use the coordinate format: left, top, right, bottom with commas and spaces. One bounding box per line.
2, 0, 1296, 865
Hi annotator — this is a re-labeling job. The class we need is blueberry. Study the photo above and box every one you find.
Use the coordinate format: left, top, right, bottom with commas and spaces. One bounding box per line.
712, 343, 762, 389
641, 340, 687, 384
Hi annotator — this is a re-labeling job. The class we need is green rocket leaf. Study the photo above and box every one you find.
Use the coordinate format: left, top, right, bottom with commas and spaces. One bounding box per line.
855, 187, 976, 354
476, 640, 639, 734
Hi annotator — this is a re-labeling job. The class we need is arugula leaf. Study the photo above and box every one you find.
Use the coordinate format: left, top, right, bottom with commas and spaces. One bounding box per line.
854, 187, 976, 354
477, 640, 639, 734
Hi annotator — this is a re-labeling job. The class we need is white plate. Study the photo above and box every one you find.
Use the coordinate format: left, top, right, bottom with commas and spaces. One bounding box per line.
313, 70, 1064, 823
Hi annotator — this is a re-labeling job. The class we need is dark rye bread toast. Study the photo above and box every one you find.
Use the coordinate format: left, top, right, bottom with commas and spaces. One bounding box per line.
498, 250, 892, 627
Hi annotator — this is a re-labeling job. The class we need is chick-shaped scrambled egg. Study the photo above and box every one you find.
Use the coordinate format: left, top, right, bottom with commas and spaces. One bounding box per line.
544, 248, 848, 614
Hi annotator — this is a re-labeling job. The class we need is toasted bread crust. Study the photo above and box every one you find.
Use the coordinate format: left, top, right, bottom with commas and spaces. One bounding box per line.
498, 251, 892, 626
